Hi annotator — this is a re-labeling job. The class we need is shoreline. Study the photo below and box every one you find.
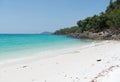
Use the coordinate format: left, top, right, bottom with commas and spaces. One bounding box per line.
0, 37, 95, 62
0, 40, 120, 82
0, 40, 107, 64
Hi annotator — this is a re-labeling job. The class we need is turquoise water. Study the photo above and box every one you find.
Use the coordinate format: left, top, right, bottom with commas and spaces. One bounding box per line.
0, 34, 94, 60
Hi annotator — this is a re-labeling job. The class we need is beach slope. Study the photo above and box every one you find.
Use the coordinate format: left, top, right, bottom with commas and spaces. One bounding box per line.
0, 41, 120, 82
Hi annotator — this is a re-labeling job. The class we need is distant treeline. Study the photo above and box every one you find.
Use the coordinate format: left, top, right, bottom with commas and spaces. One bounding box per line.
54, 0, 120, 40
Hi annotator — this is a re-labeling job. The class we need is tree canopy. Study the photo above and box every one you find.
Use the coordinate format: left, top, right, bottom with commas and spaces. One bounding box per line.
54, 0, 120, 37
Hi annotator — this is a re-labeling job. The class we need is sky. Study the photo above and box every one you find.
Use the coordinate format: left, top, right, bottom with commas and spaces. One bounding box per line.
0, 0, 110, 33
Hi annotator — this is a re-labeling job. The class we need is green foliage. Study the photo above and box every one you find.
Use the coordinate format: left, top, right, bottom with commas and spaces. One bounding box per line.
106, 0, 120, 29
54, 0, 120, 35
54, 26, 80, 35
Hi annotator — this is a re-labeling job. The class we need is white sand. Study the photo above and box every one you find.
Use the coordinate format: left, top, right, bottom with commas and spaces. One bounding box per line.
0, 41, 120, 82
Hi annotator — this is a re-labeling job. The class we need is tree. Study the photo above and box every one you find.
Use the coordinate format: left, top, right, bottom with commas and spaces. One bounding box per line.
110, 0, 113, 5
54, 0, 120, 35
116, 0, 120, 4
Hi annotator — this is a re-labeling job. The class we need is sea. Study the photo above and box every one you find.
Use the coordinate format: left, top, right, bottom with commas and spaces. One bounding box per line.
0, 34, 96, 61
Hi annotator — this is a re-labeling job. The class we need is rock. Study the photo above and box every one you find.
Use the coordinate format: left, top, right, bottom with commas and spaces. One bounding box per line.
97, 59, 102, 62
66, 29, 120, 40
67, 33, 88, 38
111, 34, 120, 40
88, 33, 99, 39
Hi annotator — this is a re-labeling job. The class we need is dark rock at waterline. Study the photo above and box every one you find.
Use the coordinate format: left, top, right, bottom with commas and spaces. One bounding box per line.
67, 33, 88, 38
66, 29, 120, 40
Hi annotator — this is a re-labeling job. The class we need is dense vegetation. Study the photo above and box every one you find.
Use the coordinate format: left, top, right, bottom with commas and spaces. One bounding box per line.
54, 0, 120, 40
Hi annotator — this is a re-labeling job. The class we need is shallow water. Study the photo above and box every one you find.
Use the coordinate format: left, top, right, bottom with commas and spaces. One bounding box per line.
0, 34, 95, 60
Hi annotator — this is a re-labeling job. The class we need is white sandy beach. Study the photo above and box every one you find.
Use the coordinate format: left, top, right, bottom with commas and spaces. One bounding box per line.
0, 41, 120, 82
